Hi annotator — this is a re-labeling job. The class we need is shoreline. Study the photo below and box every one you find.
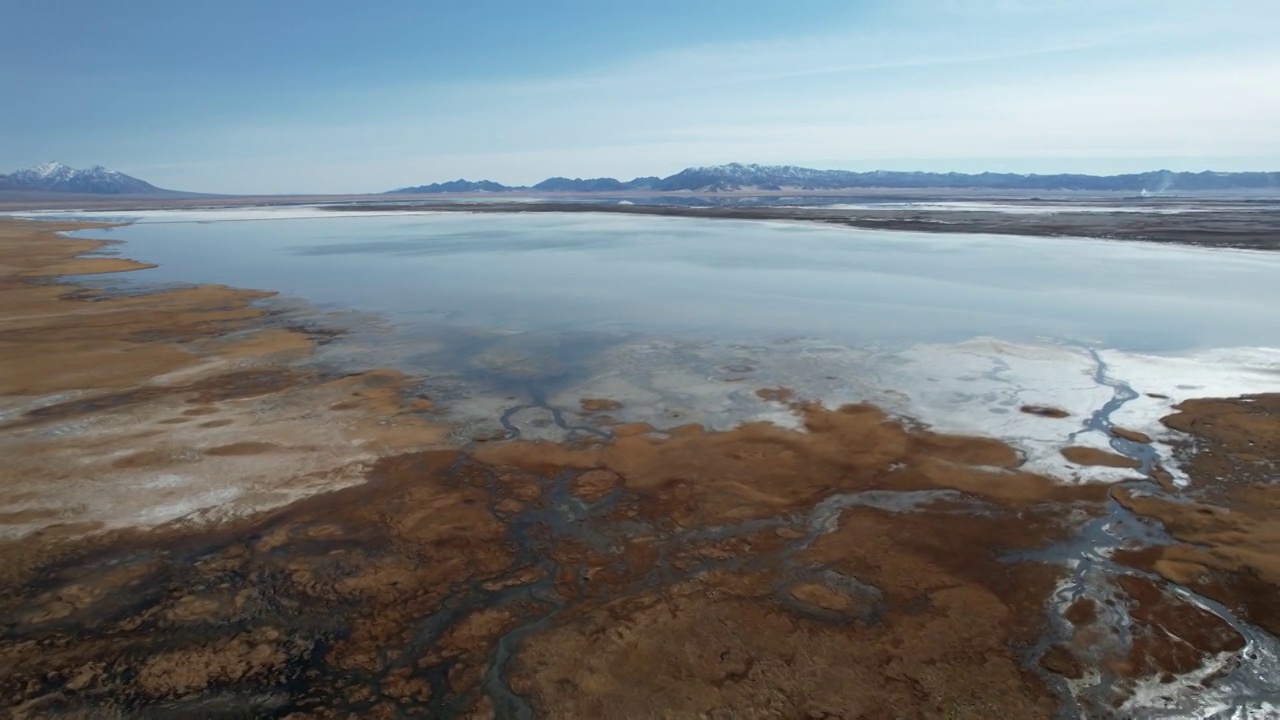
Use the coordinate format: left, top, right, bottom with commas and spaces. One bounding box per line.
0, 217, 1277, 717
326, 200, 1280, 251
8, 191, 1280, 251
0, 218, 451, 541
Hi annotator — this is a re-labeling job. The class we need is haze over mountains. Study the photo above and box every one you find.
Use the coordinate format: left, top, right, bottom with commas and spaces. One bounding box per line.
390, 163, 1280, 195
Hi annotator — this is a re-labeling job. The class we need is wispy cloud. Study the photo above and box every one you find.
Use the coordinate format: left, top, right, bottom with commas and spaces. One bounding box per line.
61, 0, 1280, 192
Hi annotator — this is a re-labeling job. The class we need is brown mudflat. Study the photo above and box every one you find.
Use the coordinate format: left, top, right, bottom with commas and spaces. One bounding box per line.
0, 220, 448, 544
578, 398, 623, 413
0, 218, 1276, 719
1060, 445, 1142, 469
1110, 426, 1152, 444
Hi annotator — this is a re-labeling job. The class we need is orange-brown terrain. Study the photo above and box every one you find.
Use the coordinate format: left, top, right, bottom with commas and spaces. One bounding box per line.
0, 218, 1276, 719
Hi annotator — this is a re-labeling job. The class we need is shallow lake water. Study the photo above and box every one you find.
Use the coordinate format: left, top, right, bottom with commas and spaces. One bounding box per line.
64, 209, 1280, 350
37, 207, 1280, 484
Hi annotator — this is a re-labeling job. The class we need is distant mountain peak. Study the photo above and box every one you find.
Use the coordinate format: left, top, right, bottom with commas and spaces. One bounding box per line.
30, 161, 73, 178
1, 162, 168, 195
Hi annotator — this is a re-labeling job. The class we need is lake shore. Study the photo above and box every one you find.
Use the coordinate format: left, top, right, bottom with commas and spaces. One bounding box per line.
332, 199, 1280, 251
0, 216, 1277, 718
6, 192, 1278, 251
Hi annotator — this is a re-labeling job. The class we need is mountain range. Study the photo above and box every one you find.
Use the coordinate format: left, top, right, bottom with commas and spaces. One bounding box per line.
389, 163, 1280, 194
5, 161, 1279, 197
0, 162, 170, 195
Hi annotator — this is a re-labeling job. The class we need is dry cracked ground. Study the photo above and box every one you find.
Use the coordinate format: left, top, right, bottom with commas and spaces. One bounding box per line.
0, 218, 1276, 719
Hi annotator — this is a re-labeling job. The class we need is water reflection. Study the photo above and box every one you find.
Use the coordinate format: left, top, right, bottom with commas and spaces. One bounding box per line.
69, 211, 1280, 352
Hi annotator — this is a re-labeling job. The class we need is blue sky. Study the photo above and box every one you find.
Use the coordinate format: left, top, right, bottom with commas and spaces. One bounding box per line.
3, 0, 1278, 193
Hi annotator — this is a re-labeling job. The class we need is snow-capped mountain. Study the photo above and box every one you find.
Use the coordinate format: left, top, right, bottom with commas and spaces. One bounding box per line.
655, 163, 851, 191
0, 162, 165, 194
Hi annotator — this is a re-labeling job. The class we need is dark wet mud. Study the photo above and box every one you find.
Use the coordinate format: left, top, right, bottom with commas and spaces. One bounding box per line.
334, 201, 1280, 251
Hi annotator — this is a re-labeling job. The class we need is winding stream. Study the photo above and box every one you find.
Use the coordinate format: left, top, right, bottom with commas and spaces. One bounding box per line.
1019, 350, 1280, 718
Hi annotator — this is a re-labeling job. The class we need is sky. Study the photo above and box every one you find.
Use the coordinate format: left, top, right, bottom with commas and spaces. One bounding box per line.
2, 0, 1279, 194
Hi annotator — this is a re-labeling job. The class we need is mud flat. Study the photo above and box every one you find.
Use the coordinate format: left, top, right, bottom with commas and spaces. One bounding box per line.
0, 219, 449, 542
0, 218, 1277, 718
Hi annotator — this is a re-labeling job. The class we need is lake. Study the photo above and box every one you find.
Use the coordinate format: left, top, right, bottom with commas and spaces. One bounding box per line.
48, 207, 1280, 483
64, 208, 1280, 350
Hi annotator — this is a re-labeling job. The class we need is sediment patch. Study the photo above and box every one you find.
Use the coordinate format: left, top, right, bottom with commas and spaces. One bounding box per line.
1022, 404, 1072, 419
1060, 445, 1142, 469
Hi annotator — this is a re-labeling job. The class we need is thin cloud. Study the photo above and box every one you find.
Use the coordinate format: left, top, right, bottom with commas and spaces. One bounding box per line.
32, 0, 1277, 193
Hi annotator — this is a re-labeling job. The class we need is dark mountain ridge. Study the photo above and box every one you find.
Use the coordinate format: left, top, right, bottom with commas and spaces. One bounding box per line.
390, 179, 511, 194
532, 176, 662, 192
387, 163, 1280, 194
